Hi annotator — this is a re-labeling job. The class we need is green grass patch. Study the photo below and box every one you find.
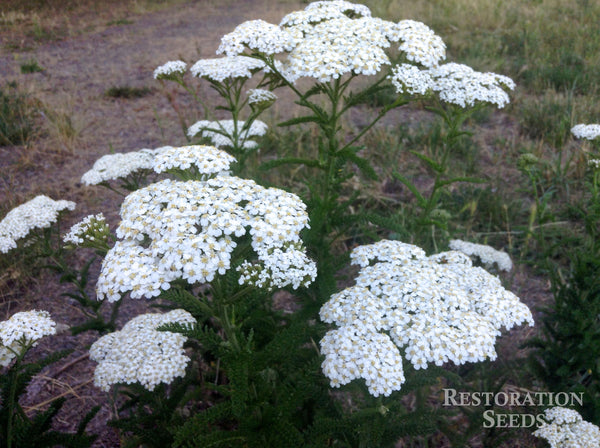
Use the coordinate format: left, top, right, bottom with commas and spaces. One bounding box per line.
0, 82, 39, 146
106, 18, 134, 26
105, 85, 153, 99
20, 58, 44, 73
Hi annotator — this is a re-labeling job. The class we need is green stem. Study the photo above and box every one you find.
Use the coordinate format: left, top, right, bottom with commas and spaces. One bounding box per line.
6, 342, 32, 448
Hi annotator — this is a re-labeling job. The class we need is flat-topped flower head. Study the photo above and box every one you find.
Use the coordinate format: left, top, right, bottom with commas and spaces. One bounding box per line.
533, 407, 600, 448
572, 123, 600, 141
153, 60, 187, 81
190, 56, 265, 81
429, 63, 515, 108
392, 62, 515, 108
283, 16, 393, 82
280, 0, 371, 33
89, 309, 196, 391
449, 239, 512, 272
319, 239, 533, 396
81, 147, 170, 186
187, 120, 268, 150
96, 176, 315, 301
0, 195, 76, 254
218, 1, 445, 84
152, 145, 236, 177
0, 310, 56, 366
63, 213, 110, 249
396, 20, 446, 68
217, 19, 300, 56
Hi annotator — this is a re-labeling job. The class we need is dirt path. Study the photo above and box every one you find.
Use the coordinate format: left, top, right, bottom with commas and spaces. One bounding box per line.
1, 2, 305, 445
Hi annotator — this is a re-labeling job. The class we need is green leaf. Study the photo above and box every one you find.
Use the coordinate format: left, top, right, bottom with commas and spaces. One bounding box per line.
343, 82, 392, 108
392, 172, 427, 207
409, 150, 442, 172
336, 147, 378, 180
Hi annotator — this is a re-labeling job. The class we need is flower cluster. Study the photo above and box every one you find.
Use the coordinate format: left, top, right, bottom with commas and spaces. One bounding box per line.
0, 310, 57, 367
589, 159, 600, 170
247, 88, 277, 110
319, 239, 533, 396
63, 213, 110, 249
237, 241, 317, 291
217, 19, 300, 56
533, 407, 600, 448
81, 147, 170, 185
396, 20, 446, 69
190, 56, 265, 82
390, 63, 432, 96
218, 1, 446, 83
391, 62, 515, 108
279, 0, 372, 32
187, 119, 268, 150
89, 309, 196, 391
571, 123, 600, 141
153, 60, 187, 81
152, 145, 236, 176
96, 174, 315, 302
0, 195, 76, 254
448, 239, 512, 272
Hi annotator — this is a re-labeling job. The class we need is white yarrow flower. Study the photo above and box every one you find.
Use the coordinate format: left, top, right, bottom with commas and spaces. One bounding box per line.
389, 63, 432, 96
0, 310, 57, 367
449, 239, 512, 271
81, 147, 170, 186
0, 195, 76, 254
217, 19, 300, 56
427, 63, 516, 108
247, 88, 277, 107
319, 239, 533, 396
89, 309, 196, 391
63, 213, 109, 247
96, 176, 315, 301
152, 145, 236, 176
190, 56, 265, 81
571, 124, 600, 141
153, 60, 187, 80
533, 407, 600, 448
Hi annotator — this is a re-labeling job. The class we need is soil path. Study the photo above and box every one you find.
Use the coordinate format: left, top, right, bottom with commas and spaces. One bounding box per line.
1, 1, 304, 445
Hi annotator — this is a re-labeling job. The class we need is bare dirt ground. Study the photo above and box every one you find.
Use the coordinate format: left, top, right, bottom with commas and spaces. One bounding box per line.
0, 1, 551, 446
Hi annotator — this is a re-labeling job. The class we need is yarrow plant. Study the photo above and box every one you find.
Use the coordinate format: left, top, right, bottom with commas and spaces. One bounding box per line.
155, 54, 273, 174
0, 310, 98, 448
319, 239, 533, 396
3, 1, 532, 446
533, 407, 600, 448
